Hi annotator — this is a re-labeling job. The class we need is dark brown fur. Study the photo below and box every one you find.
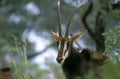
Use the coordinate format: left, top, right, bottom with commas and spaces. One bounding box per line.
62, 45, 105, 79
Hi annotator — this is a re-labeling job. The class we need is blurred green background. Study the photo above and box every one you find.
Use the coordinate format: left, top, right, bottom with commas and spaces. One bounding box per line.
0, 0, 120, 79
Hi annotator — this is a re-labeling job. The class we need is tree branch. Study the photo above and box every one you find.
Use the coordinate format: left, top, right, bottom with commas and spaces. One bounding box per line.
95, 11, 105, 42
95, 11, 105, 52
27, 42, 55, 59
82, 1, 106, 52
27, 47, 48, 59
81, 1, 97, 41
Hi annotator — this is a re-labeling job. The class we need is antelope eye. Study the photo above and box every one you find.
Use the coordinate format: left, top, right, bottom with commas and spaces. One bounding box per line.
67, 41, 70, 48
56, 41, 59, 47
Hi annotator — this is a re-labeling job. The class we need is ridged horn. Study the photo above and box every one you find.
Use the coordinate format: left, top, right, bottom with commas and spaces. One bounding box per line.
65, 3, 85, 37
58, 0, 62, 37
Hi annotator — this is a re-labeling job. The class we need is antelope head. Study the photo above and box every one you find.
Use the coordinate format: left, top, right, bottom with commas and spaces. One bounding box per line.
51, 1, 87, 63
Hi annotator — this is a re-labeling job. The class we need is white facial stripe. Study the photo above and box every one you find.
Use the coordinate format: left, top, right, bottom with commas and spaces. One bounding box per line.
64, 50, 69, 59
61, 50, 69, 64
57, 41, 69, 63
63, 41, 67, 54
58, 41, 61, 51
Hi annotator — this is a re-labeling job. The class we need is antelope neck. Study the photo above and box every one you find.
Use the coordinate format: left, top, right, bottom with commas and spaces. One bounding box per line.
67, 44, 79, 57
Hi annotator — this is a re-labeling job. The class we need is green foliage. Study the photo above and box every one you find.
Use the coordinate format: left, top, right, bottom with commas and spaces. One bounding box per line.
5, 37, 49, 79
103, 27, 120, 63
101, 61, 120, 79
48, 62, 65, 79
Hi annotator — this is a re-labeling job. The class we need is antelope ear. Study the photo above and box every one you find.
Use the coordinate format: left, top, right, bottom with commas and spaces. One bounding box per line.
70, 30, 88, 41
51, 31, 60, 40
70, 32, 83, 41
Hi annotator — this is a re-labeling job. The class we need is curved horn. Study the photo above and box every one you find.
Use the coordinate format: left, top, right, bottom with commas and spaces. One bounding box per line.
58, 0, 62, 37
65, 3, 85, 37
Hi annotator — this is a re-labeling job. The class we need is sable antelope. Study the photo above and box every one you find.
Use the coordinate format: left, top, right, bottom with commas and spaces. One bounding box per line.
51, 1, 107, 79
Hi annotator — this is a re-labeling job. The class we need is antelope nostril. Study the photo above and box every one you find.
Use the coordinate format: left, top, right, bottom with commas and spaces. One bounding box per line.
56, 57, 63, 63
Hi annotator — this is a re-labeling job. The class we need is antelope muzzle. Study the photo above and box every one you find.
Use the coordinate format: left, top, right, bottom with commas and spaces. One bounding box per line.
56, 56, 63, 63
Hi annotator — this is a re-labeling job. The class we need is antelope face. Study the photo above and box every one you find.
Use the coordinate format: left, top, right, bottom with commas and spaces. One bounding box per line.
56, 39, 70, 63
51, 32, 71, 63
51, 1, 86, 63
52, 32, 84, 63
